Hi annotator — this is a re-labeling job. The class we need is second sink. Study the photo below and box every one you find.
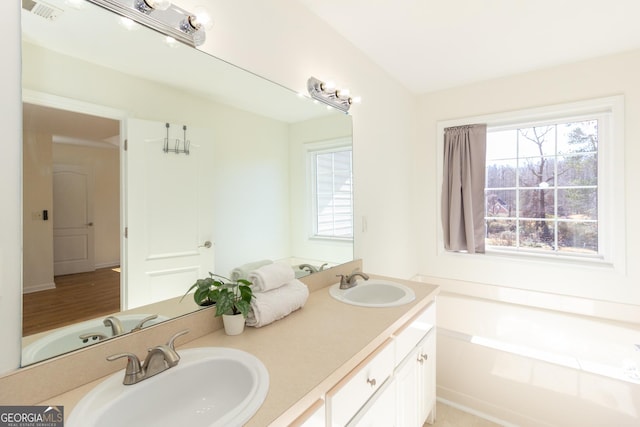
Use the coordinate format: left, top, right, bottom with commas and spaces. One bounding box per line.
329, 279, 416, 307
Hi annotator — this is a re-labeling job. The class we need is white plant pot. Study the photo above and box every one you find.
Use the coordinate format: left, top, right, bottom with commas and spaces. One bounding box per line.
222, 313, 246, 336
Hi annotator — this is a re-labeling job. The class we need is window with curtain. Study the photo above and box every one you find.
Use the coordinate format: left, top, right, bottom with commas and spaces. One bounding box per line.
309, 142, 353, 239
439, 96, 623, 264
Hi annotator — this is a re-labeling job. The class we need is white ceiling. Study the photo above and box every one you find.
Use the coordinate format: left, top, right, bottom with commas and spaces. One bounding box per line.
296, 0, 640, 93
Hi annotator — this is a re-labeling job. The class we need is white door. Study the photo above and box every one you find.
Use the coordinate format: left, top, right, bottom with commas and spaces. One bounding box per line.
53, 164, 95, 276
124, 118, 215, 309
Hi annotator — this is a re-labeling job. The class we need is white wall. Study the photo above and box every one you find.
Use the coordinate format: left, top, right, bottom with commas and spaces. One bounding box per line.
186, 0, 419, 278
0, 0, 23, 373
22, 129, 54, 292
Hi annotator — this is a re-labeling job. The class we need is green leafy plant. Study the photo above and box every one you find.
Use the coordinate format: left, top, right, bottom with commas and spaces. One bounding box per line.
181, 273, 253, 318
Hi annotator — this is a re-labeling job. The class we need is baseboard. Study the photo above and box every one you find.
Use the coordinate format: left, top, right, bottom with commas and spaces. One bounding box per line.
94, 261, 120, 269
22, 282, 55, 294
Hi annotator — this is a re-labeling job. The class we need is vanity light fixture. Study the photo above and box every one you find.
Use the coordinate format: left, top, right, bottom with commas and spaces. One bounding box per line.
307, 76, 358, 113
86, 0, 210, 47
134, 0, 170, 13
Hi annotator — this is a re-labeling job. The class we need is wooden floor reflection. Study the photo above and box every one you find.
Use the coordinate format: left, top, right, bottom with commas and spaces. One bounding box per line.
23, 267, 120, 336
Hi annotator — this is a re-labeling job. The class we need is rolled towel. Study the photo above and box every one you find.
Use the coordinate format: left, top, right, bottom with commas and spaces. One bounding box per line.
248, 262, 295, 292
230, 259, 272, 282
246, 279, 309, 328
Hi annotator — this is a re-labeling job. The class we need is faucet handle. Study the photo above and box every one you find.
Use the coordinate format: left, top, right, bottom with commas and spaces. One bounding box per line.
167, 329, 189, 350
336, 274, 348, 287
130, 314, 159, 332
107, 352, 142, 375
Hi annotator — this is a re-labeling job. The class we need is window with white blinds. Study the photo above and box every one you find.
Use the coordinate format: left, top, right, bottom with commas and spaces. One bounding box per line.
309, 142, 353, 239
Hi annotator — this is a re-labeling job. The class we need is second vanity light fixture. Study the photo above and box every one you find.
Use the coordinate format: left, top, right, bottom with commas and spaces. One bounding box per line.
86, 0, 210, 46
307, 76, 359, 113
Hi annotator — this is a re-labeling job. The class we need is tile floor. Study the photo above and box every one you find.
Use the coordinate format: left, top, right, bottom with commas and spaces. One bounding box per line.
430, 401, 502, 427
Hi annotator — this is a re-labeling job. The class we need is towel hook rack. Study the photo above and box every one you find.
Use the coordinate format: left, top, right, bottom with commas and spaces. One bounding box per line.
162, 123, 190, 155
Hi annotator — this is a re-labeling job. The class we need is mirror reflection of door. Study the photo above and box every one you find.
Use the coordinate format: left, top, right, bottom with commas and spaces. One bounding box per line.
124, 118, 216, 309
22, 102, 121, 336
52, 164, 95, 276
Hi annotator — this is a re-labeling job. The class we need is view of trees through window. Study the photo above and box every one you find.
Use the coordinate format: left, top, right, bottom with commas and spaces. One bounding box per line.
485, 120, 598, 255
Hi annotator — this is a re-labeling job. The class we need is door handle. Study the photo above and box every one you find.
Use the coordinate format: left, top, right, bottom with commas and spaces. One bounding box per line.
199, 241, 212, 249
86, 222, 94, 226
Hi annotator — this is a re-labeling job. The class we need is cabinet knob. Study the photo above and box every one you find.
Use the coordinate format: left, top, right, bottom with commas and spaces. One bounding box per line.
366, 377, 377, 388
417, 353, 429, 364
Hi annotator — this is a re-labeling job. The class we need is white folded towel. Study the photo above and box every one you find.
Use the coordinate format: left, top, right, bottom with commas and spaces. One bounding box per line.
230, 259, 273, 282
248, 262, 295, 292
246, 279, 309, 328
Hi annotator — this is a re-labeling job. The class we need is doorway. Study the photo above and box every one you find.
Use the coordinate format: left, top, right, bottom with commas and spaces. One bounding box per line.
22, 100, 122, 335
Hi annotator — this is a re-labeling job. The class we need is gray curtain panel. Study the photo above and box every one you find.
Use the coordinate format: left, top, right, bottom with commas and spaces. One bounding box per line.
441, 124, 487, 253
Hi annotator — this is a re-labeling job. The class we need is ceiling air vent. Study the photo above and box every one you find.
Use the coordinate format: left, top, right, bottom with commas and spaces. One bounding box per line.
22, 0, 63, 21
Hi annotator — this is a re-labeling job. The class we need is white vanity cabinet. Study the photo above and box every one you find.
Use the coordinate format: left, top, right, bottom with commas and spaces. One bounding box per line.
395, 330, 436, 426
322, 302, 437, 427
417, 332, 436, 423
347, 373, 396, 426
326, 339, 395, 426
392, 302, 436, 426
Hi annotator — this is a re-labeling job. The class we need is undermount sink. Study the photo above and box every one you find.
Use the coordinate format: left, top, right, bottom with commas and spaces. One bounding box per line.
22, 314, 168, 365
67, 347, 269, 427
329, 279, 416, 307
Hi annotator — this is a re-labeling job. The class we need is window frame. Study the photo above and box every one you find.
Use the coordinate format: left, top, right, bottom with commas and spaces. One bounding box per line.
306, 138, 354, 241
436, 96, 625, 270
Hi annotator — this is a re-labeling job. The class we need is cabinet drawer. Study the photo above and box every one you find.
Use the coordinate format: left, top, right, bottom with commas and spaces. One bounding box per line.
327, 339, 394, 426
393, 302, 435, 365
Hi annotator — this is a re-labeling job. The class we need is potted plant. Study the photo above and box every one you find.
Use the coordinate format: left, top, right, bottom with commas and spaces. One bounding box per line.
182, 273, 253, 335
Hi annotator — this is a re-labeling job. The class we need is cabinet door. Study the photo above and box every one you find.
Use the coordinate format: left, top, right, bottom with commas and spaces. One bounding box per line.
327, 340, 394, 426
395, 346, 420, 427
394, 302, 436, 366
349, 377, 396, 427
418, 331, 436, 424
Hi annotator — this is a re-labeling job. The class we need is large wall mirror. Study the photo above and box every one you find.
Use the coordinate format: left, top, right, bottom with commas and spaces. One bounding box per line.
21, 0, 353, 366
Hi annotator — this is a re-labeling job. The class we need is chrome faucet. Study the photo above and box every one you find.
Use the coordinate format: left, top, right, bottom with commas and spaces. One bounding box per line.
130, 314, 158, 332
103, 316, 124, 336
107, 330, 189, 385
299, 263, 328, 274
337, 271, 370, 289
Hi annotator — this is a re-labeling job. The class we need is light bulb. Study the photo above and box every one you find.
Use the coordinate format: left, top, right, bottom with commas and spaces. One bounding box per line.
351, 96, 362, 104
135, 0, 171, 13
193, 6, 214, 30
148, 0, 171, 11
337, 88, 350, 98
322, 80, 336, 92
